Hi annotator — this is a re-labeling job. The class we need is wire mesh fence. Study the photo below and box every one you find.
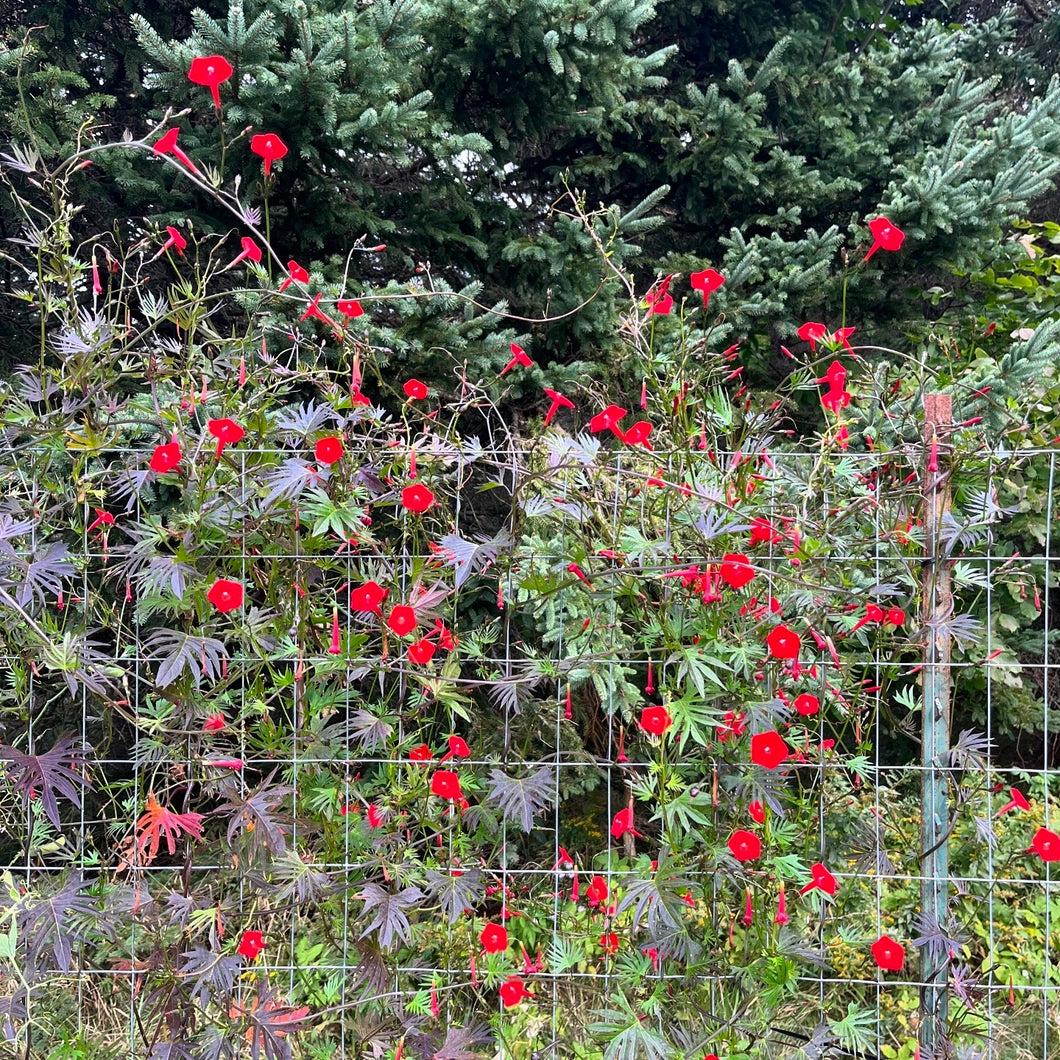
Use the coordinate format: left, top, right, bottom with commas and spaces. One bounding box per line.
1, 421, 1059, 1060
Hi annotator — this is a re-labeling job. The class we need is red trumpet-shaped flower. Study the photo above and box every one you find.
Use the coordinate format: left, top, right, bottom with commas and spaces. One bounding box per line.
207, 418, 244, 458
430, 770, 463, 800
152, 128, 198, 174
250, 133, 288, 177
793, 693, 819, 716
690, 267, 725, 308
766, 624, 801, 660
337, 298, 363, 323
863, 216, 905, 263
161, 226, 186, 257
327, 606, 341, 654
404, 378, 428, 400
774, 881, 788, 925
1032, 826, 1060, 862
797, 321, 828, 352
646, 275, 673, 315
799, 862, 838, 896
237, 930, 265, 959
350, 580, 388, 614
748, 801, 765, 824
401, 484, 435, 513
996, 787, 1030, 816
499, 976, 532, 1008
640, 705, 672, 736
386, 605, 417, 636
871, 934, 905, 972
440, 735, 470, 762
207, 578, 244, 613
589, 404, 627, 435
543, 388, 575, 426
300, 293, 339, 330
621, 421, 653, 448
750, 730, 789, 770
188, 55, 233, 109
409, 743, 432, 762
150, 441, 181, 473
728, 829, 761, 862
480, 922, 508, 953
226, 235, 262, 270
610, 807, 642, 839
719, 553, 754, 590
203, 712, 225, 732
277, 260, 309, 293
314, 435, 344, 465
586, 875, 608, 907
500, 343, 533, 376
408, 637, 436, 664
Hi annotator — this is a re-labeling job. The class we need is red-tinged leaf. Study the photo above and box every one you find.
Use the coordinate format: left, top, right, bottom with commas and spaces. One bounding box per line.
133, 792, 205, 864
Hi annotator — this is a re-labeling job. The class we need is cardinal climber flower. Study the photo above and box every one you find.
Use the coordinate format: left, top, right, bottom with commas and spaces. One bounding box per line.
728, 829, 761, 862
441, 735, 471, 762
401, 483, 435, 513
500, 343, 533, 375
748, 801, 765, 824
885, 608, 906, 627
610, 807, 642, 839
150, 441, 181, 473
719, 552, 754, 590
645, 275, 674, 315
543, 388, 575, 426
160, 226, 186, 257
237, 930, 265, 959
203, 712, 225, 732
387, 605, 418, 637
586, 875, 608, 907
314, 436, 344, 465
337, 298, 363, 323
404, 378, 428, 400
621, 421, 653, 448
797, 321, 828, 352
871, 934, 905, 972
226, 235, 262, 270
207, 418, 245, 458
480, 922, 508, 953
863, 216, 905, 263
408, 638, 436, 664
766, 624, 801, 660
188, 55, 233, 109
599, 932, 619, 955
799, 862, 838, 896
793, 693, 819, 716
277, 260, 309, 293
207, 579, 244, 613
250, 132, 289, 177
1032, 827, 1060, 862
640, 705, 672, 736
152, 128, 198, 174
409, 744, 432, 762
589, 404, 627, 435
690, 268, 725, 308
350, 581, 388, 613
499, 976, 532, 1008
430, 770, 463, 800
750, 730, 790, 770
996, 787, 1030, 816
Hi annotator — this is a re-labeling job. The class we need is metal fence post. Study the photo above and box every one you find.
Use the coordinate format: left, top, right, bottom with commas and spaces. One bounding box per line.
921, 393, 953, 1054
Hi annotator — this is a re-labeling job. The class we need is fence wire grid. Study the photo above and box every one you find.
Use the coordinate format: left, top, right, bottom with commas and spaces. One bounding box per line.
1, 432, 1059, 1060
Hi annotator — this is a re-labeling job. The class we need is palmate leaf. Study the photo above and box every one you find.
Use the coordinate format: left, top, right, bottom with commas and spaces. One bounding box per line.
16, 872, 99, 973
0, 734, 90, 829
144, 628, 228, 689
588, 994, 678, 1060
260, 458, 324, 510
425, 867, 483, 925
347, 709, 394, 753
356, 883, 423, 951
433, 1024, 492, 1059
0, 539, 73, 609
216, 776, 294, 858
131, 792, 206, 864
179, 945, 243, 1008
232, 983, 311, 1060
485, 766, 555, 832
438, 528, 512, 588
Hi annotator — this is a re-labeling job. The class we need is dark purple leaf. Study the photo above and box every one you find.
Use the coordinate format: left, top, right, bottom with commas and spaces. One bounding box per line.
485, 766, 554, 832
425, 867, 483, 925
356, 883, 423, 951
0, 734, 90, 828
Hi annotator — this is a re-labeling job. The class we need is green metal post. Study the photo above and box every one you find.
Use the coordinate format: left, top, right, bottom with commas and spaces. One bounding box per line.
920, 393, 952, 1055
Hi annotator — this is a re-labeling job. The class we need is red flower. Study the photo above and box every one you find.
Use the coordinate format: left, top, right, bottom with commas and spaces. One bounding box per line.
719, 553, 754, 590
871, 934, 905, 972
300, 293, 339, 330
996, 787, 1030, 816
277, 260, 309, 293
621, 420, 653, 448
500, 343, 533, 375
226, 235, 262, 270
402, 484, 435, 512
409, 744, 432, 762
543, 388, 575, 426
207, 418, 244, 458
750, 731, 789, 770
350, 581, 388, 613
408, 638, 436, 664
818, 361, 847, 389
367, 803, 385, 828
640, 705, 672, 736
404, 378, 428, 400
646, 291, 673, 315
441, 735, 470, 761
203, 712, 225, 732
863, 216, 905, 263
796, 321, 828, 352
586, 875, 608, 907
589, 404, 628, 435
337, 298, 363, 322
799, 862, 838, 896
207, 579, 243, 613
431, 770, 463, 800
188, 55, 233, 109
728, 829, 761, 862
885, 608, 906, 627
599, 932, 619, 954
250, 133, 289, 177
237, 930, 265, 959
766, 624, 801, 660
328, 606, 341, 654
161, 226, 187, 257
690, 268, 725, 308
387, 605, 418, 636
749, 517, 784, 545
793, 693, 819, 717
499, 976, 532, 1008
315, 436, 344, 465
775, 881, 788, 925
610, 807, 642, 839
480, 922, 508, 953
152, 128, 198, 174
716, 709, 746, 743
1032, 827, 1060, 862
206, 758, 244, 769
150, 441, 181, 473
748, 800, 765, 824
